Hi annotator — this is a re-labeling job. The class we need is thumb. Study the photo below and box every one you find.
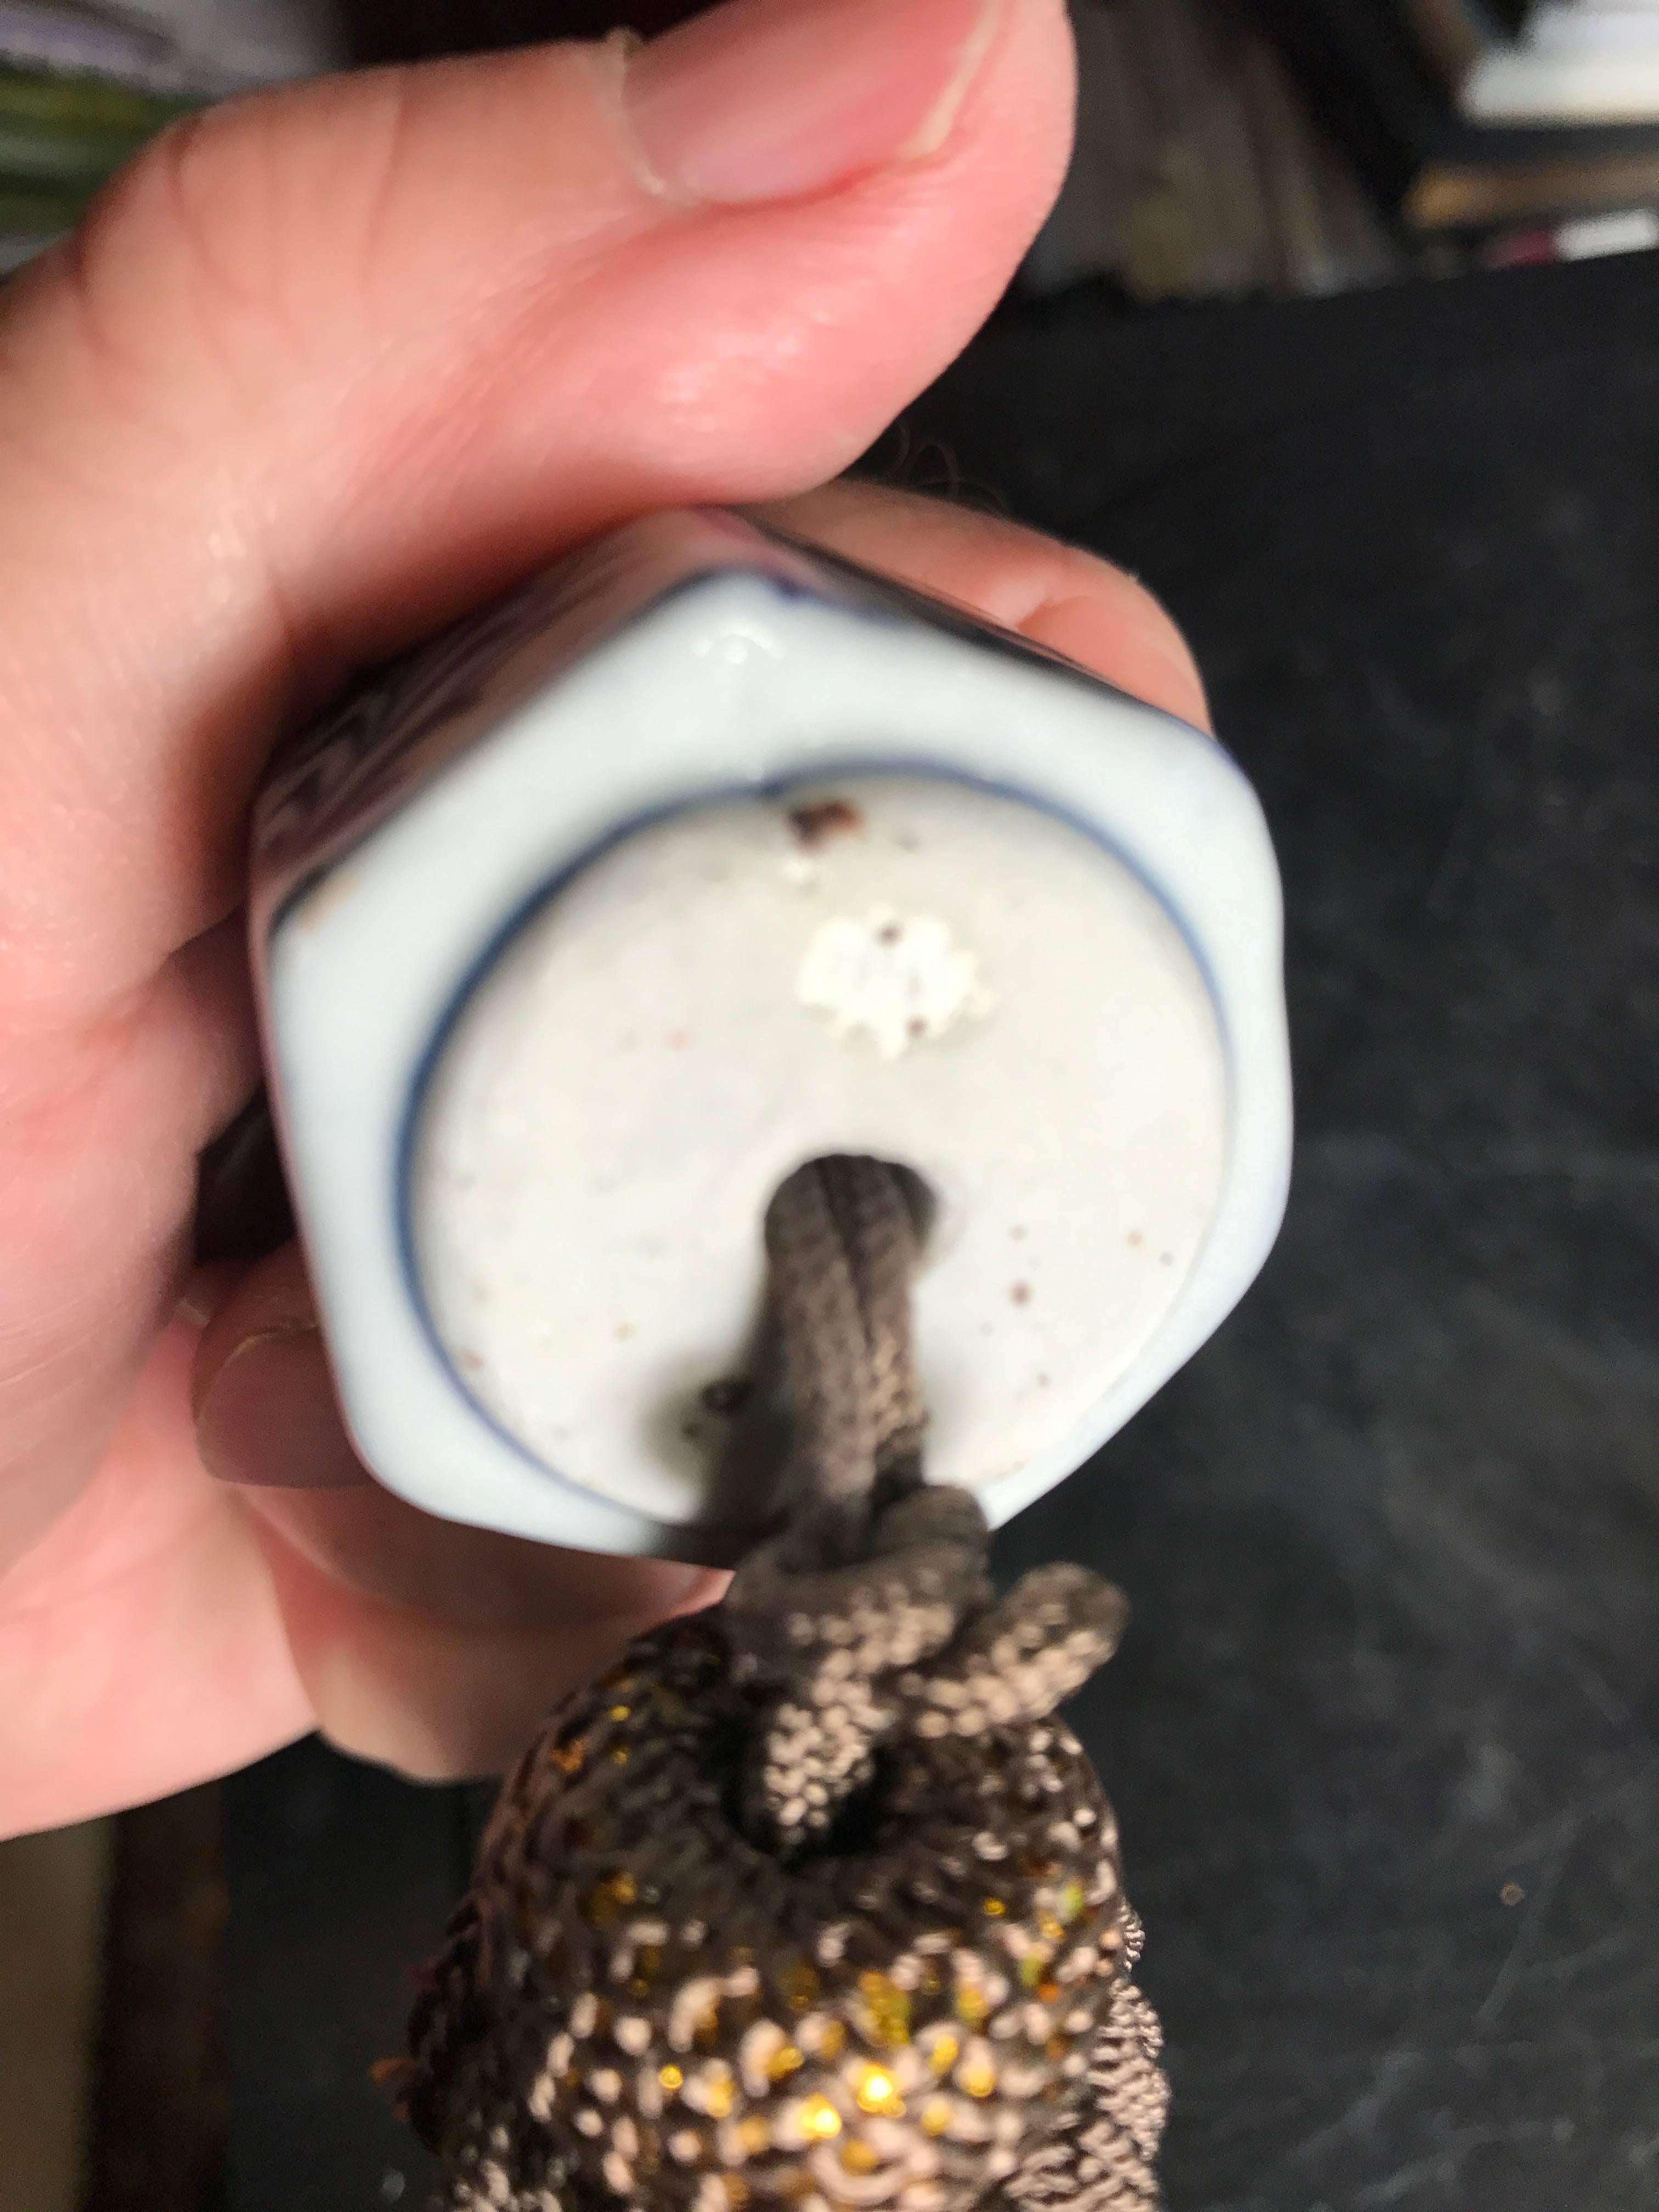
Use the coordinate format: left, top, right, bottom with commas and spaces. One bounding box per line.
2, 0, 1076, 1009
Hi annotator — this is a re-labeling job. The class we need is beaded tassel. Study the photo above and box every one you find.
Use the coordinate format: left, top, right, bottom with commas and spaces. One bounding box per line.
386, 1159, 1167, 2211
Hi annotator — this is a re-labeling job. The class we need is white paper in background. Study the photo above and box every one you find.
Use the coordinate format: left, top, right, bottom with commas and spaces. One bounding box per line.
1530, 0, 1659, 22
1534, 4, 1659, 42
1468, 0, 1659, 117
1556, 207, 1659, 257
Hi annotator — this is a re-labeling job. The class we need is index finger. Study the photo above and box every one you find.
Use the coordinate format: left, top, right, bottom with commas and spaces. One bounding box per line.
758, 479, 1209, 730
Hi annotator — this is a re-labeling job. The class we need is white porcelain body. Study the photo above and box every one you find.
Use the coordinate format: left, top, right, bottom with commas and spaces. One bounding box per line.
250, 509, 1291, 1564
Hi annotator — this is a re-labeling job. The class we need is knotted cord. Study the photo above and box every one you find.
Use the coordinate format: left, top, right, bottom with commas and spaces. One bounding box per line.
390, 1157, 1169, 2212
728, 1159, 1126, 1858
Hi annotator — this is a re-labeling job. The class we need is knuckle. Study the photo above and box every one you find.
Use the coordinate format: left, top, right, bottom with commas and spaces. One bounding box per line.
76, 98, 269, 324
53, 71, 422, 405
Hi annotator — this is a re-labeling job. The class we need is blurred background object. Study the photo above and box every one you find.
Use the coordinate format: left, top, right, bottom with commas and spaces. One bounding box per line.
1247, 0, 1659, 252
0, 1820, 109, 2212
0, 0, 342, 93
4, 0, 1658, 286
1402, 0, 1659, 122
0, 1791, 227, 2212
0, 0, 344, 269
0, 59, 196, 272
1023, 0, 1410, 300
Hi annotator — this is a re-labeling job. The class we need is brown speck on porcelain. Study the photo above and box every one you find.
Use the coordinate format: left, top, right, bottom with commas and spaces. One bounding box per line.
787, 798, 864, 848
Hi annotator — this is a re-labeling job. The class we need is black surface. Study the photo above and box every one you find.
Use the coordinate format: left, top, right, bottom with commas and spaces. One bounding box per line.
936, 253, 1659, 2209
341, 0, 710, 65
224, 251, 1659, 2210
222, 1742, 494, 2211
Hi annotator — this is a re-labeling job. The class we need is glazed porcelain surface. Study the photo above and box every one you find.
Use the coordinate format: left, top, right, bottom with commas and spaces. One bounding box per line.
251, 510, 1291, 1560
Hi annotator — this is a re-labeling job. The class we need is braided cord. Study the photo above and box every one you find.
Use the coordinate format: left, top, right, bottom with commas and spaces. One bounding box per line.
728, 1159, 1124, 1856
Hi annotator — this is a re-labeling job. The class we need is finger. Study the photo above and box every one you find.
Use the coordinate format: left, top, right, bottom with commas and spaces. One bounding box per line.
756, 479, 1210, 729
0, 1278, 716, 1829
193, 1242, 723, 1779
194, 1242, 715, 1627
249, 1518, 714, 1781
0, 908, 258, 1564
0, 1306, 312, 1835
193, 1243, 366, 1490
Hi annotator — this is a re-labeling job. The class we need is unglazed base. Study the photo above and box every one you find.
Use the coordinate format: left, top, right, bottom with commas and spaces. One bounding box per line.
410, 776, 1226, 1527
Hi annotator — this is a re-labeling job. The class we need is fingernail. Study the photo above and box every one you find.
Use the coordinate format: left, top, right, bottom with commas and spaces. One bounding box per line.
622, 0, 1003, 207
196, 1325, 368, 1488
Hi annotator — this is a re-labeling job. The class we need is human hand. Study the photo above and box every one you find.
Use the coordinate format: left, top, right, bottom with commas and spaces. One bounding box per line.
0, 0, 1206, 1838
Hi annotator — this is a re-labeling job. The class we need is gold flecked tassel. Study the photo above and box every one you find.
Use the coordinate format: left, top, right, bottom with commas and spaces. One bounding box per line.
387, 1160, 1167, 2212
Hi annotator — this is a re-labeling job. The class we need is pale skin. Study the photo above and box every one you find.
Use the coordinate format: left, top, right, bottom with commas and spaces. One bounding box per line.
0, 0, 1207, 1839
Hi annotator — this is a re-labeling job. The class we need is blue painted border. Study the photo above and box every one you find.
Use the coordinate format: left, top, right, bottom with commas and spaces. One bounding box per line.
392, 761, 1233, 1525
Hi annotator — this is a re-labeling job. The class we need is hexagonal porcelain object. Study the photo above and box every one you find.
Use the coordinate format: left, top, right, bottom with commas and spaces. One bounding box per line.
250, 508, 1290, 1564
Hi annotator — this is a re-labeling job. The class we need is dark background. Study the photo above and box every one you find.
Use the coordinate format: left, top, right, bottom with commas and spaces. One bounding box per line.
217, 245, 1659, 2212
340, 0, 707, 59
